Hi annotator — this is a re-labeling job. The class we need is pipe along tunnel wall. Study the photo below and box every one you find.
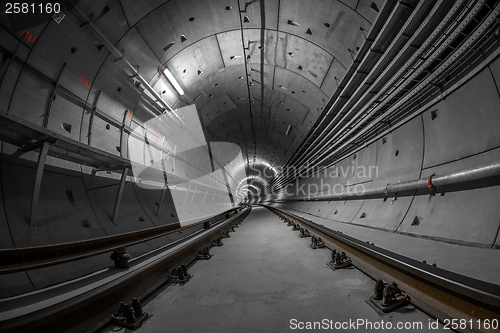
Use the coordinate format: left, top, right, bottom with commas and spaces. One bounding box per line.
264, 55, 500, 249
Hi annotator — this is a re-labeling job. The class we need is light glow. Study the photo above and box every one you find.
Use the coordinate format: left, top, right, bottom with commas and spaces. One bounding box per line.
239, 184, 260, 193
163, 67, 184, 95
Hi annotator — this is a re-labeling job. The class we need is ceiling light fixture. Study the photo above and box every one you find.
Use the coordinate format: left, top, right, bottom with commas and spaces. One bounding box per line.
162, 67, 184, 95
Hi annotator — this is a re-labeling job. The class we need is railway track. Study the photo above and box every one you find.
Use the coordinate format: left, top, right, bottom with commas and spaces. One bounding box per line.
0, 206, 251, 333
265, 205, 500, 333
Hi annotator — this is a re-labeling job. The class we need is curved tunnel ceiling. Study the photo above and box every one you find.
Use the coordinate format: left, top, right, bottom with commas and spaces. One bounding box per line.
0, 0, 500, 318
89, 0, 382, 179
1, 0, 493, 201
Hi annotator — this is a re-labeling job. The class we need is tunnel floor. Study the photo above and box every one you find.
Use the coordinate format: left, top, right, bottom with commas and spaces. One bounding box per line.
100, 206, 445, 333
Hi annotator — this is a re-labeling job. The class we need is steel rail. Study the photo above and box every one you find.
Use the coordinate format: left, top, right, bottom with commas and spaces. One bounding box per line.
0, 206, 245, 274
265, 206, 500, 333
0, 206, 251, 333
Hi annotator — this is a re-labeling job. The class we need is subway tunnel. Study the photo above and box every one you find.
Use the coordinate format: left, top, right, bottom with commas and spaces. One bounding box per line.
1, 0, 500, 332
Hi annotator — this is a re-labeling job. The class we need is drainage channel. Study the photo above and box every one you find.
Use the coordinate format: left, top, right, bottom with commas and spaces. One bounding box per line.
102, 206, 451, 333
265, 206, 500, 333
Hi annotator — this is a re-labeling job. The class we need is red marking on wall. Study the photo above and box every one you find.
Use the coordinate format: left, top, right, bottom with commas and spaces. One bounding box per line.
153, 130, 160, 137
125, 110, 133, 119
20, 29, 37, 44
78, 75, 91, 89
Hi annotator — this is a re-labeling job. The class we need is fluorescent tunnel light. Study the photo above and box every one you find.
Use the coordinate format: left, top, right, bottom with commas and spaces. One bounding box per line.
163, 67, 184, 96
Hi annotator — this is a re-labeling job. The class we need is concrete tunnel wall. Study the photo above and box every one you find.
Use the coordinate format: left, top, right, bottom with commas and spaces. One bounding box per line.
0, 19, 240, 297
265, 56, 500, 249
0, 0, 499, 300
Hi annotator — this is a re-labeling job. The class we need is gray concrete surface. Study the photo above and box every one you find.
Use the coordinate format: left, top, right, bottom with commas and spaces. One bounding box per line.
110, 207, 446, 333
282, 206, 500, 286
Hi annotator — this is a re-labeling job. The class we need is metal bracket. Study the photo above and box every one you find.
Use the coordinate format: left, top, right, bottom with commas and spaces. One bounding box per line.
29, 141, 51, 227
118, 110, 128, 158
202, 188, 209, 204
328, 250, 352, 270
156, 183, 168, 217
79, 13, 93, 28
16, 137, 57, 156
384, 183, 390, 201
43, 62, 66, 128
427, 173, 437, 191
110, 247, 130, 268
112, 168, 129, 224
156, 147, 169, 217
87, 90, 101, 146
114, 49, 125, 63
91, 166, 128, 176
